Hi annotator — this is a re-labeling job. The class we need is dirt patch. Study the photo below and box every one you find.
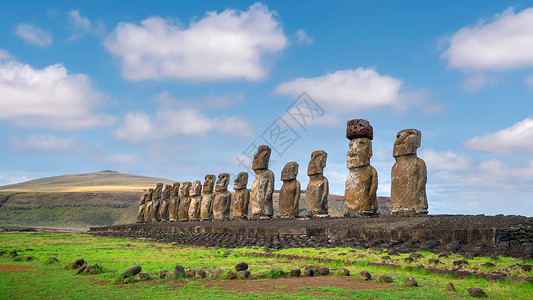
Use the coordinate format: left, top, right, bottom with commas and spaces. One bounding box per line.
204, 276, 392, 295
0, 265, 35, 271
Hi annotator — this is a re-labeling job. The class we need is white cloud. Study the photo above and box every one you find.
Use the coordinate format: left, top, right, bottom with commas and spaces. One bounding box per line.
67, 10, 105, 39
10, 135, 76, 152
0, 52, 115, 130
105, 3, 287, 81
462, 74, 498, 91
97, 154, 138, 164
419, 149, 473, 171
525, 74, 533, 89
0, 174, 29, 186
294, 29, 313, 44
115, 106, 253, 142
15, 24, 52, 47
463, 118, 533, 153
442, 7, 533, 71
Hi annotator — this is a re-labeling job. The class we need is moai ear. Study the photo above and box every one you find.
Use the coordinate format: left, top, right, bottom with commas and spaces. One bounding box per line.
415, 130, 422, 148
369, 140, 373, 158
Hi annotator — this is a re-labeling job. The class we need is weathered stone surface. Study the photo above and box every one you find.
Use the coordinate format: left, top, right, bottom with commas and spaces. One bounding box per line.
360, 270, 371, 280
251, 145, 274, 219
135, 273, 150, 281
306, 150, 329, 216
188, 180, 202, 221
227, 271, 237, 279
279, 162, 300, 217
173, 264, 185, 277
339, 268, 350, 276
347, 119, 373, 140
158, 184, 171, 221
317, 266, 330, 275
143, 188, 153, 223
446, 282, 455, 291
379, 275, 393, 283
178, 182, 191, 221
195, 269, 207, 278
232, 172, 250, 219
303, 268, 315, 276
136, 192, 147, 223
151, 183, 163, 222
46, 257, 59, 264
453, 260, 469, 267
468, 287, 486, 297
123, 265, 142, 277
404, 277, 418, 287
200, 175, 216, 220
238, 270, 251, 278
290, 268, 301, 277
186, 268, 196, 277
345, 138, 378, 215
159, 270, 171, 279
168, 183, 180, 221
235, 262, 248, 271
213, 173, 231, 220
391, 129, 428, 215
8, 250, 17, 259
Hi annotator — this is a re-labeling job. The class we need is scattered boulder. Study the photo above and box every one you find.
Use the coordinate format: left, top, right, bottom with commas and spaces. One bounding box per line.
446, 282, 455, 291
404, 277, 418, 287
379, 275, 393, 283
12, 257, 21, 261
135, 273, 150, 281
381, 256, 391, 261
438, 253, 449, 259
317, 266, 330, 275
404, 257, 414, 263
447, 240, 461, 252
238, 270, 250, 278
526, 277, 533, 284
467, 287, 486, 297
428, 259, 439, 265
211, 269, 224, 278
195, 269, 207, 278
290, 268, 301, 277
77, 266, 88, 274
159, 270, 172, 279
303, 268, 315, 277
453, 260, 469, 267
525, 246, 533, 258
46, 257, 59, 264
409, 253, 422, 260
227, 271, 237, 279
74, 259, 85, 266
339, 268, 350, 276
8, 251, 17, 259
123, 265, 142, 277
521, 264, 532, 272
481, 262, 496, 268
173, 264, 186, 277
25, 256, 34, 261
360, 271, 371, 280
186, 269, 196, 277
0, 250, 6, 256
235, 262, 248, 271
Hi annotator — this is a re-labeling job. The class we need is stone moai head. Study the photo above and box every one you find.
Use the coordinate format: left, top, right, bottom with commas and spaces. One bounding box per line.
252, 145, 271, 171
148, 188, 153, 193
170, 182, 180, 197
215, 173, 230, 192
347, 139, 373, 169
234, 172, 249, 190
308, 150, 327, 176
393, 129, 421, 157
179, 181, 191, 197
156, 183, 163, 191
281, 161, 299, 181
164, 184, 171, 192
190, 180, 202, 196
202, 174, 216, 194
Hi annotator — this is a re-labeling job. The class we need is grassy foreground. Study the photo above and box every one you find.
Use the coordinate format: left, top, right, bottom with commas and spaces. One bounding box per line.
0, 233, 531, 299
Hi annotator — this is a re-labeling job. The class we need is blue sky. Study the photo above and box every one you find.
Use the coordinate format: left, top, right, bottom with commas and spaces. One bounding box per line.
1, 1, 532, 216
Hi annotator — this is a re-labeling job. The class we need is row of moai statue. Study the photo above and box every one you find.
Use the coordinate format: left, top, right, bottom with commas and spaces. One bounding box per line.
136, 118, 427, 222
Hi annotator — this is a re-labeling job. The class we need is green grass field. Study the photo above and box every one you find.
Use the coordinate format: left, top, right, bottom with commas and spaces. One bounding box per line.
1, 233, 532, 299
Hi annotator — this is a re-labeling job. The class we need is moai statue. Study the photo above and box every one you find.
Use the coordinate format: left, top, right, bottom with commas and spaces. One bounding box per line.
178, 182, 191, 221
200, 175, 216, 220
250, 145, 275, 219
188, 180, 202, 221
306, 150, 329, 217
213, 173, 231, 220
143, 188, 153, 223
136, 191, 147, 223
345, 119, 378, 216
158, 184, 171, 221
232, 172, 250, 220
279, 162, 301, 218
168, 183, 180, 221
391, 129, 428, 216
151, 183, 163, 222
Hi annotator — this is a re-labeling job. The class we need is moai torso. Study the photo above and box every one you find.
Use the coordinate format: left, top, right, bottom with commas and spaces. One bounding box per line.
250, 145, 275, 219
136, 192, 146, 223
213, 173, 231, 220
188, 180, 202, 220
178, 182, 191, 221
151, 183, 163, 222
168, 183, 180, 221
391, 129, 428, 215
344, 119, 378, 216
306, 150, 329, 217
279, 162, 300, 217
200, 175, 216, 220
158, 185, 171, 221
232, 172, 250, 219
144, 189, 153, 223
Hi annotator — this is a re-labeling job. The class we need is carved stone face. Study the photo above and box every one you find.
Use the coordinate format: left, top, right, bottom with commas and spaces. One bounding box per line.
347, 138, 372, 169
156, 183, 163, 189
393, 129, 421, 157
215, 173, 230, 191
252, 145, 271, 171
202, 175, 216, 193
281, 161, 299, 181
170, 183, 180, 197
179, 182, 191, 197
234, 172, 249, 190
190, 180, 202, 196
308, 150, 327, 175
